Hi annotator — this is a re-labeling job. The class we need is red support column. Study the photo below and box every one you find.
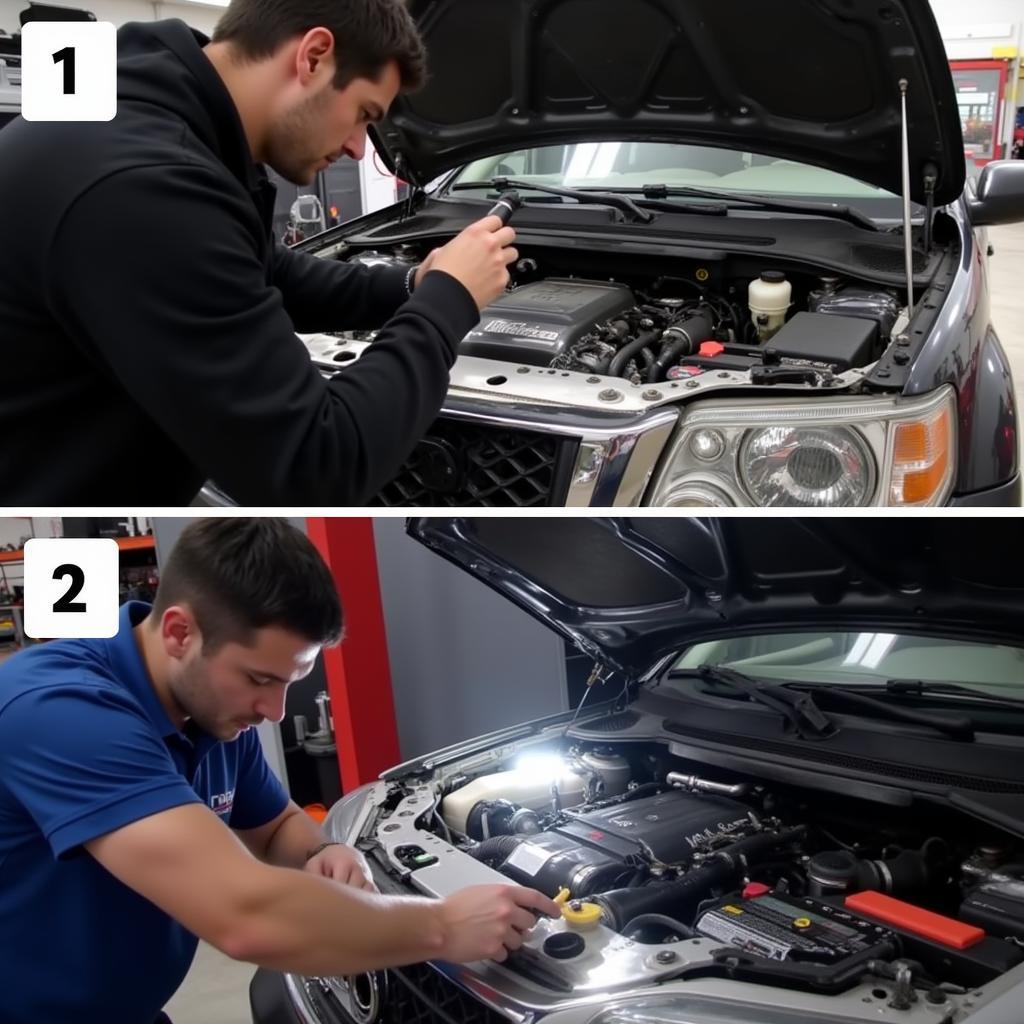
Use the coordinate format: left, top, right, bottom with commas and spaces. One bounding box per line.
305, 518, 401, 791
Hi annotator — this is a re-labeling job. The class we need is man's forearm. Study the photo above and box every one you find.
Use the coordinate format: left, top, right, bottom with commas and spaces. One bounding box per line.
227, 866, 446, 975
264, 808, 330, 868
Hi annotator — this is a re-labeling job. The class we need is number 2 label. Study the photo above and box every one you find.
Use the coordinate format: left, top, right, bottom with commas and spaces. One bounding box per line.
24, 539, 119, 639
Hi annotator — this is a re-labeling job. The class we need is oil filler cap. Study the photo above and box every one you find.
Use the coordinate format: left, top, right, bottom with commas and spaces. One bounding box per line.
544, 932, 585, 960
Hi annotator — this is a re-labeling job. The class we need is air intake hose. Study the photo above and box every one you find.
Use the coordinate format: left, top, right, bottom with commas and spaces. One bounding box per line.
594, 826, 807, 930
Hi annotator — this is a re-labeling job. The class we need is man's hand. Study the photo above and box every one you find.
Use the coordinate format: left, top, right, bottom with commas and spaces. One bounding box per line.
426, 215, 518, 311
304, 843, 378, 893
436, 884, 561, 963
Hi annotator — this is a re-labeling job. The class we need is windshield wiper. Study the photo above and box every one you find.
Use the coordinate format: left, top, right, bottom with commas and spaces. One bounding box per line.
451, 177, 655, 224
780, 683, 975, 741
587, 183, 879, 232
885, 679, 1024, 710
692, 665, 834, 739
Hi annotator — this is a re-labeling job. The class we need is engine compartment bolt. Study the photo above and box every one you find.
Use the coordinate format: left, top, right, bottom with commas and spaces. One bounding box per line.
896, 334, 911, 347
517, 366, 530, 374
642, 389, 663, 401
587, 376, 601, 384
893, 351, 910, 366
598, 388, 623, 403
655, 950, 678, 964
685, 380, 700, 389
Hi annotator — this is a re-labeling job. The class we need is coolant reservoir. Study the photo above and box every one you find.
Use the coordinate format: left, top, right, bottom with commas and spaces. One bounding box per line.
748, 270, 792, 341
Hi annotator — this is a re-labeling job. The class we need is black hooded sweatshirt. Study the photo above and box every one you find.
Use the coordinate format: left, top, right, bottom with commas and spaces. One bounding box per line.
0, 20, 479, 504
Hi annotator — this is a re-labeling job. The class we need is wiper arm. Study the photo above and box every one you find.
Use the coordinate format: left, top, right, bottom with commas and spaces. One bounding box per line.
451, 177, 655, 224
591, 183, 879, 232
695, 665, 834, 739
783, 683, 975, 741
886, 679, 1024, 711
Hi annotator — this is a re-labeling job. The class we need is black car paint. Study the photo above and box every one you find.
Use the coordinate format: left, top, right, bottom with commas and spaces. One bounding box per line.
407, 517, 1024, 680
373, 0, 965, 205
901, 199, 1019, 496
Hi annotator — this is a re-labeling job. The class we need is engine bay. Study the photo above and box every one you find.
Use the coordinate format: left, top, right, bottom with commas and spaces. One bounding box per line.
352, 735, 1024, 1015
340, 243, 909, 387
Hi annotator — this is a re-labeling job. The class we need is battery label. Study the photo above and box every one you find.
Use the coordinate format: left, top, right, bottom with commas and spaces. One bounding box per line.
697, 908, 793, 960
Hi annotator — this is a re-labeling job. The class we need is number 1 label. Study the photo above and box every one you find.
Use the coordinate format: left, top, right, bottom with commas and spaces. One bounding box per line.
24, 539, 119, 639
21, 21, 116, 122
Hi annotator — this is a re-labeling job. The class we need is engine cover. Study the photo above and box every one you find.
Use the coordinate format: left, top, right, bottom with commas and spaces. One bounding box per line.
563, 791, 754, 865
460, 279, 634, 366
497, 790, 755, 898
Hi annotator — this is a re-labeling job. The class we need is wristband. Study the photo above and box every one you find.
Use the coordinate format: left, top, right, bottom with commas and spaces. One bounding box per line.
305, 840, 340, 862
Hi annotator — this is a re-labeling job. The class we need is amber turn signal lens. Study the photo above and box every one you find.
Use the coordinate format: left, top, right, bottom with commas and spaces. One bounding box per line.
890, 404, 953, 505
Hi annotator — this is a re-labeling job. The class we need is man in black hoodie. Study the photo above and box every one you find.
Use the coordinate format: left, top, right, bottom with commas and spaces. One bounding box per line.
0, 0, 516, 504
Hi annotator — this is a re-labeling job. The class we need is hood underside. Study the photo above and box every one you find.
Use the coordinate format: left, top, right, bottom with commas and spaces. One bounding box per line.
374, 0, 964, 205
407, 518, 1024, 677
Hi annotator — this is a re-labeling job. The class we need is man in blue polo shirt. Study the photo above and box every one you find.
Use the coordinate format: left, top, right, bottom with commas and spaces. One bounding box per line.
0, 518, 558, 1023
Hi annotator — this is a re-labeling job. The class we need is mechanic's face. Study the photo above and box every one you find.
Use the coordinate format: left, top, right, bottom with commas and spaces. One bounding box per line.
172, 624, 321, 741
265, 59, 400, 186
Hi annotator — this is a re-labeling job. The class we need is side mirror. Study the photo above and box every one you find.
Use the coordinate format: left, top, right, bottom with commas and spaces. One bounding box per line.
968, 160, 1024, 226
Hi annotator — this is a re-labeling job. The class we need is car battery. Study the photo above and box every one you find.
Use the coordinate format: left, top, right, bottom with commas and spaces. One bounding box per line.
696, 892, 891, 963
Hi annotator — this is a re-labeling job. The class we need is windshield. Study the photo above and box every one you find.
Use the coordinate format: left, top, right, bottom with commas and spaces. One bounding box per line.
671, 632, 1024, 698
450, 142, 915, 220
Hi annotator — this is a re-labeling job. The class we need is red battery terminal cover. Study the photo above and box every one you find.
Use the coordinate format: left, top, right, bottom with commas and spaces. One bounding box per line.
698, 341, 725, 358
845, 890, 985, 950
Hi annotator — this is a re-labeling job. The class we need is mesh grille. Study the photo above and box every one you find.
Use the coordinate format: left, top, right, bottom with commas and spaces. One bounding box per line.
372, 419, 576, 507
312, 964, 508, 1024
386, 963, 509, 1024
665, 722, 1024, 793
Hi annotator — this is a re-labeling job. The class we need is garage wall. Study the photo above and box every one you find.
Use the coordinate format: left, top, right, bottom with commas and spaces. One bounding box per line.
372, 519, 569, 761
931, 0, 1023, 60
0, 0, 220, 37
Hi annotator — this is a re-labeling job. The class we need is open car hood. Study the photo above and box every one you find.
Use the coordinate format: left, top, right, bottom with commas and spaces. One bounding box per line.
373, 0, 964, 205
407, 518, 1024, 679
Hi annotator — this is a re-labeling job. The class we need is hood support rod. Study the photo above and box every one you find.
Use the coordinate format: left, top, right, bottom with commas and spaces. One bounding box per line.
898, 79, 915, 319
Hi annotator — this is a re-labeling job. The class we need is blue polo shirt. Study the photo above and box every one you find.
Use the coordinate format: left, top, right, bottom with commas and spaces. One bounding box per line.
0, 602, 289, 1023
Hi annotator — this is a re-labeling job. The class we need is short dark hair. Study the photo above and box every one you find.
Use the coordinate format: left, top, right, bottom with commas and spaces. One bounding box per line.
151, 518, 343, 652
212, 0, 427, 92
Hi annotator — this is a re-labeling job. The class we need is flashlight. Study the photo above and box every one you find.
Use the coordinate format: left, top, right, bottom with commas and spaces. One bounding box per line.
487, 191, 522, 225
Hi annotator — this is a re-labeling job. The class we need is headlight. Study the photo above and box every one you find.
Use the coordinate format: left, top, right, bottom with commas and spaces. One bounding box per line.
646, 386, 956, 507
740, 426, 875, 507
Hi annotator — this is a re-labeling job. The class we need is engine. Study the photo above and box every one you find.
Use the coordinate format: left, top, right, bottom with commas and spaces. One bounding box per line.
429, 753, 1024, 996
343, 249, 903, 383
492, 789, 760, 897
